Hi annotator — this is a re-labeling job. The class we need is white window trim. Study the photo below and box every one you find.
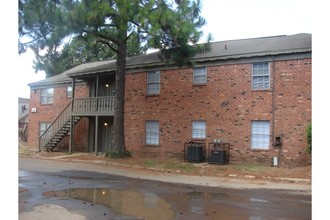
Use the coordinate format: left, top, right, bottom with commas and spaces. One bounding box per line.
192, 120, 206, 139
193, 67, 207, 84
146, 120, 160, 145
40, 88, 54, 104
67, 86, 73, 98
147, 71, 160, 95
39, 121, 51, 137
252, 62, 270, 90
251, 120, 270, 150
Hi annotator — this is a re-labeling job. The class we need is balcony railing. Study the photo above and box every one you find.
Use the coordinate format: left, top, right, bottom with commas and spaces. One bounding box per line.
72, 96, 115, 116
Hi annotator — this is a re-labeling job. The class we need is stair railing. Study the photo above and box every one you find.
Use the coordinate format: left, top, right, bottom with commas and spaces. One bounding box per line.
39, 102, 72, 151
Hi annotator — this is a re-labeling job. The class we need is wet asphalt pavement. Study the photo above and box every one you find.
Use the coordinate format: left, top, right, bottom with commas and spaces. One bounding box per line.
19, 158, 311, 220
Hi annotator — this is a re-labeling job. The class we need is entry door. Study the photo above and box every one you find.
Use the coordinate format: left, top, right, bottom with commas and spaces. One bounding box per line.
98, 118, 114, 153
99, 81, 115, 96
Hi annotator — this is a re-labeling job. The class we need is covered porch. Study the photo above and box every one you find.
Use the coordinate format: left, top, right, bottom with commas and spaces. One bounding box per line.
69, 73, 117, 155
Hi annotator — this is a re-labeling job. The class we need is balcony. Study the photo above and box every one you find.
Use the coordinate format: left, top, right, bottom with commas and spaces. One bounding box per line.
72, 96, 115, 116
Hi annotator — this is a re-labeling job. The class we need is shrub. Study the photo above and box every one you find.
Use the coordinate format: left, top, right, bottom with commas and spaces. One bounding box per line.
306, 122, 312, 154
105, 150, 132, 158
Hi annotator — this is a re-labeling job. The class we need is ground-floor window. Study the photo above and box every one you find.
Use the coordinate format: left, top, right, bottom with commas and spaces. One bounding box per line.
251, 120, 270, 149
39, 121, 51, 137
192, 120, 206, 139
146, 120, 159, 145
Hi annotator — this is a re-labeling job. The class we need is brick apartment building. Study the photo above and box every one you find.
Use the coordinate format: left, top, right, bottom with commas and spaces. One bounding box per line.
28, 33, 311, 167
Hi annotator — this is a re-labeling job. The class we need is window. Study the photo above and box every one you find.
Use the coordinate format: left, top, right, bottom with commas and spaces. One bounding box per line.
251, 121, 270, 149
192, 120, 206, 139
252, 63, 270, 90
40, 88, 54, 104
193, 67, 207, 84
67, 86, 73, 98
146, 121, 159, 145
39, 122, 51, 137
147, 71, 160, 95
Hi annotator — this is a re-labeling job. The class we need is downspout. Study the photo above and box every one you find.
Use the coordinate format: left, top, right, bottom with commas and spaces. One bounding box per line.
271, 56, 281, 166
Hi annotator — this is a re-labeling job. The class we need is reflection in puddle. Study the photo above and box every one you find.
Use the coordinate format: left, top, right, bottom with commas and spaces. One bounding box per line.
43, 188, 175, 220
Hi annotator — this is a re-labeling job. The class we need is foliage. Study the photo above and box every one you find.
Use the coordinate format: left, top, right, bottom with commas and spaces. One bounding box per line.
31, 34, 147, 77
19, 0, 148, 77
105, 150, 132, 158
19, 0, 209, 76
306, 122, 312, 154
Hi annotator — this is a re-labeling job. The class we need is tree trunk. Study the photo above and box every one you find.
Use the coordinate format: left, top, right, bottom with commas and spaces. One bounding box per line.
113, 41, 127, 153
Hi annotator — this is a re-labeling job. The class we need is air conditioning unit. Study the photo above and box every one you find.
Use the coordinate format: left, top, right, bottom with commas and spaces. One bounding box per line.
31, 108, 37, 113
208, 150, 227, 164
187, 145, 204, 162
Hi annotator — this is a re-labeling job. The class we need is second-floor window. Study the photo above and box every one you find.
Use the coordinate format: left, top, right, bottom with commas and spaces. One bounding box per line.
40, 88, 54, 104
147, 71, 160, 95
67, 86, 72, 98
193, 67, 207, 84
252, 62, 270, 90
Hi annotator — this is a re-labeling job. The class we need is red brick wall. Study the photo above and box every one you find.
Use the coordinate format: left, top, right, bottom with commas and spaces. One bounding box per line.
273, 59, 312, 167
28, 84, 89, 150
124, 58, 312, 167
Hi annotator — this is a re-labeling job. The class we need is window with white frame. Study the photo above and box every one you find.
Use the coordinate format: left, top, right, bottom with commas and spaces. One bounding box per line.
192, 120, 206, 139
193, 67, 207, 84
147, 71, 160, 95
39, 122, 51, 137
252, 63, 270, 90
146, 121, 159, 145
40, 88, 54, 104
67, 86, 73, 98
251, 120, 270, 149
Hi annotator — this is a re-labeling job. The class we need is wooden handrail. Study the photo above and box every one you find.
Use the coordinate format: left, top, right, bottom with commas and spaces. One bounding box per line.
72, 96, 115, 114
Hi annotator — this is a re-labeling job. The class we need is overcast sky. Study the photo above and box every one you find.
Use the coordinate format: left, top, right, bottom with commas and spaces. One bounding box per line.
16, 0, 313, 99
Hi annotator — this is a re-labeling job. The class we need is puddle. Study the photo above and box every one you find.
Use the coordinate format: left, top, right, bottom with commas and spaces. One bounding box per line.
43, 188, 175, 220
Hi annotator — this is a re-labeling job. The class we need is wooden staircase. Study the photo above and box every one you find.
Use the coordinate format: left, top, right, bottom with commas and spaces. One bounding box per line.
39, 102, 81, 151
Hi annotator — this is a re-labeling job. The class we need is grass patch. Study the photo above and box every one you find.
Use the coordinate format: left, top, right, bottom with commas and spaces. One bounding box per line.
144, 159, 157, 167
105, 150, 131, 158
233, 164, 266, 173
143, 159, 197, 172
163, 162, 196, 172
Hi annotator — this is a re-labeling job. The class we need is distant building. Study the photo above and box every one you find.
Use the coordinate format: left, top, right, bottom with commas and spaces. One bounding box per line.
27, 33, 311, 167
18, 97, 29, 141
